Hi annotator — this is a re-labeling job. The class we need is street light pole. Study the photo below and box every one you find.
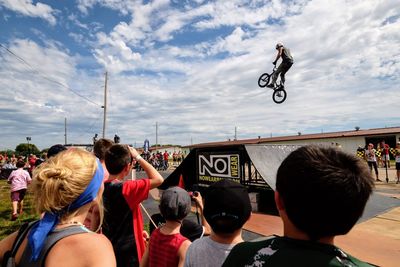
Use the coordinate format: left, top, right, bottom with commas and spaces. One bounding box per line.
156, 121, 158, 153
102, 72, 108, 138
26, 137, 31, 157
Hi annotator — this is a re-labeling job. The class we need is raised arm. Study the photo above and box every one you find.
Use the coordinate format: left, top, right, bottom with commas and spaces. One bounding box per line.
129, 147, 163, 189
192, 192, 211, 235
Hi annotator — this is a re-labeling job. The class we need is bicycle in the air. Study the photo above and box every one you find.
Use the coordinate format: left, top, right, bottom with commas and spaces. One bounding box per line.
257, 66, 287, 104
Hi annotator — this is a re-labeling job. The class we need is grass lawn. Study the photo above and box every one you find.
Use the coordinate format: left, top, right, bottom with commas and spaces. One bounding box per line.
0, 179, 38, 239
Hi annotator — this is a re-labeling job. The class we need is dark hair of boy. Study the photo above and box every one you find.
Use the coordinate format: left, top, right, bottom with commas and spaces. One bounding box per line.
47, 144, 67, 158
16, 160, 25, 168
276, 145, 374, 241
93, 138, 114, 160
203, 179, 251, 234
104, 144, 132, 175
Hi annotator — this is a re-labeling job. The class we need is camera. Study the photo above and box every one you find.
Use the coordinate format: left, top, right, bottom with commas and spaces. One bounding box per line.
188, 191, 199, 198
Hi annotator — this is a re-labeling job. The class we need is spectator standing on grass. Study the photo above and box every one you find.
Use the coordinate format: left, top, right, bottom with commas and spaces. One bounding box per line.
28, 154, 37, 176
141, 187, 192, 267
103, 144, 163, 267
3, 160, 14, 169
365, 143, 381, 181
7, 160, 32, 220
10, 154, 17, 166
223, 145, 375, 267
185, 179, 252, 267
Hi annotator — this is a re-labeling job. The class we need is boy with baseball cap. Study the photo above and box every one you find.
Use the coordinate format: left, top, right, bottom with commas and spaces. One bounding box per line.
184, 179, 252, 267
141, 186, 192, 267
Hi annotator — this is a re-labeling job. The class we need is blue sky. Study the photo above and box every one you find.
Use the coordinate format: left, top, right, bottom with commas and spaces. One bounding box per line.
0, 0, 399, 150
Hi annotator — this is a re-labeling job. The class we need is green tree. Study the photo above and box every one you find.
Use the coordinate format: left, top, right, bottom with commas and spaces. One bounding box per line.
0, 149, 15, 157
15, 143, 40, 156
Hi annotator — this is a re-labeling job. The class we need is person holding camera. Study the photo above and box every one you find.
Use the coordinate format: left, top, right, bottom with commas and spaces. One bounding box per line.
149, 190, 211, 243
185, 179, 252, 267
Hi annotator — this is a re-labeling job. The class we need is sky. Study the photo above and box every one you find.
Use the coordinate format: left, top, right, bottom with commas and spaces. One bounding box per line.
0, 0, 399, 151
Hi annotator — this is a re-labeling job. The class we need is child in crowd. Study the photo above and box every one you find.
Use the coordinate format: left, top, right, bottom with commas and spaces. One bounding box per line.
185, 179, 251, 267
103, 144, 163, 267
84, 138, 114, 231
223, 145, 375, 266
7, 160, 32, 220
141, 186, 192, 267
149, 191, 211, 242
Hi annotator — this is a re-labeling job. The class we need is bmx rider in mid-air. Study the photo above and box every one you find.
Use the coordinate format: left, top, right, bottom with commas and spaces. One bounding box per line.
267, 42, 294, 88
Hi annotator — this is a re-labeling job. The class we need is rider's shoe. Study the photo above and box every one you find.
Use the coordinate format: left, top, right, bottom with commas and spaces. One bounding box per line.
267, 83, 274, 88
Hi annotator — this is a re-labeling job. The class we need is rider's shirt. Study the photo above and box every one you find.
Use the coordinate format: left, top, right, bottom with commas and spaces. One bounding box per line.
282, 47, 294, 64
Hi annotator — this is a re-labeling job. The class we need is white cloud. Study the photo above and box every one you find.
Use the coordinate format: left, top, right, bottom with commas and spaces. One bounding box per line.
1, 0, 399, 150
0, 0, 57, 25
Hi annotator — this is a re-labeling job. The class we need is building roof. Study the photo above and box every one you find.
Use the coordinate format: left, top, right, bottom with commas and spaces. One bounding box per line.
184, 126, 400, 149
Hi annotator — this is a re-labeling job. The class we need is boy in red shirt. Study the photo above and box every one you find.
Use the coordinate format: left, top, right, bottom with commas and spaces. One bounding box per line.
103, 145, 163, 266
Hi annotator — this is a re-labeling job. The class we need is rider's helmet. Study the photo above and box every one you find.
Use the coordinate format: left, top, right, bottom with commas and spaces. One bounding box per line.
276, 42, 283, 49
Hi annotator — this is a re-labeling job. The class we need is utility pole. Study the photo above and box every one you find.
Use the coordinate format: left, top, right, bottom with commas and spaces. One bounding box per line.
155, 121, 158, 152
64, 117, 67, 145
234, 126, 237, 140
102, 72, 108, 138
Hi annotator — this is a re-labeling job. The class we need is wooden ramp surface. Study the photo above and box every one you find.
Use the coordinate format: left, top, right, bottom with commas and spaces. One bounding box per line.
243, 208, 400, 267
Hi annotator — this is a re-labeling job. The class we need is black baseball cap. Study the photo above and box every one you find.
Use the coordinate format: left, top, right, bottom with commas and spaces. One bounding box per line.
204, 179, 251, 234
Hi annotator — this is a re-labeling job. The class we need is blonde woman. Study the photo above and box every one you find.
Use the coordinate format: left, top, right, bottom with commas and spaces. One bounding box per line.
0, 149, 116, 267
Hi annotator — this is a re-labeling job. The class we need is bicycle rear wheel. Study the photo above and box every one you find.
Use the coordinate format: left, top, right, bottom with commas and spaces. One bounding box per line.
272, 88, 287, 104
258, 73, 270, 87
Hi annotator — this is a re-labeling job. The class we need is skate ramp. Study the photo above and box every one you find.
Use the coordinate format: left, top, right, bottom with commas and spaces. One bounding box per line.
244, 144, 302, 190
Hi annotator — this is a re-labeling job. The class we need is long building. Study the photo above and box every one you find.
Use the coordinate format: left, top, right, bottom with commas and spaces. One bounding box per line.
183, 126, 400, 156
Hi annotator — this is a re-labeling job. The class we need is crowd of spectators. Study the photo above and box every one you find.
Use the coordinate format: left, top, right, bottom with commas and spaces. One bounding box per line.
136, 150, 185, 171
0, 143, 378, 266
356, 141, 400, 183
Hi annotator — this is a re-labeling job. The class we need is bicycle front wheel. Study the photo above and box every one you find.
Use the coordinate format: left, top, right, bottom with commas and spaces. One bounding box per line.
272, 89, 287, 104
258, 73, 270, 87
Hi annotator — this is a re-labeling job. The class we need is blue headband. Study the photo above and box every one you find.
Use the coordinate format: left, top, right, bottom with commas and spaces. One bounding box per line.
28, 158, 104, 261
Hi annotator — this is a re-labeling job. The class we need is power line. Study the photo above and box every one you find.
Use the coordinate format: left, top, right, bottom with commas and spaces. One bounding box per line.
74, 111, 104, 139
0, 43, 102, 107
